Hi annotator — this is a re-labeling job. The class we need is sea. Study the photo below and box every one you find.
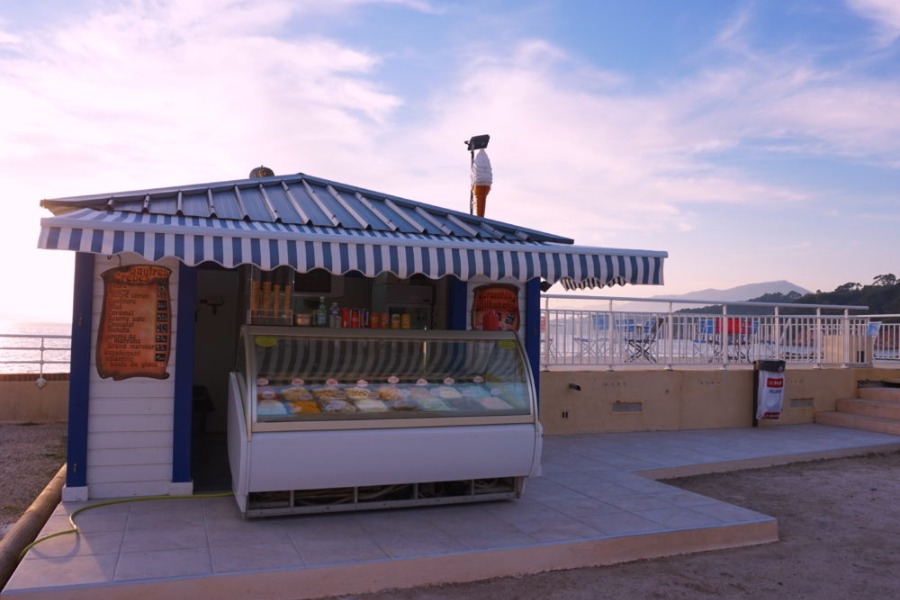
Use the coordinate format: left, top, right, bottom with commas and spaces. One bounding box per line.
0, 319, 72, 374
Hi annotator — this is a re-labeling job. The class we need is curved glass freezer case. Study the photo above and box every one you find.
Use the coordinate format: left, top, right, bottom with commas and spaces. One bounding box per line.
228, 326, 542, 517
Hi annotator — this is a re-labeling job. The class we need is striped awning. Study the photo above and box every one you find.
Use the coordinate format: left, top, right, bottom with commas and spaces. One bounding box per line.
38, 208, 665, 289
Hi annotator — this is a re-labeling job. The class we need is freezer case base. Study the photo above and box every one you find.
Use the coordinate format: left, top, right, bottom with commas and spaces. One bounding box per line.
245, 476, 525, 518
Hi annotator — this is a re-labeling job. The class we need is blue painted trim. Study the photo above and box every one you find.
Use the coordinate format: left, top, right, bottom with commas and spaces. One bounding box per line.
66, 253, 93, 488
172, 264, 197, 483
447, 277, 467, 330
524, 278, 541, 407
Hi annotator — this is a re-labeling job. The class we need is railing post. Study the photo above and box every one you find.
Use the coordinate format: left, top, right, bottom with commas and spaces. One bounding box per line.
842, 309, 851, 367
665, 302, 674, 370
720, 305, 729, 370
774, 307, 781, 361
815, 308, 823, 368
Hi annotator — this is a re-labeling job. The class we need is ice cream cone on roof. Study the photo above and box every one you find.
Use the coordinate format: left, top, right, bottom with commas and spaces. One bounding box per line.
471, 149, 492, 217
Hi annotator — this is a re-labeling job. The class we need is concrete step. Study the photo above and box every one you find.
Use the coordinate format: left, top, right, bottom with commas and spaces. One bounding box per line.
858, 387, 900, 403
836, 398, 900, 421
815, 411, 900, 436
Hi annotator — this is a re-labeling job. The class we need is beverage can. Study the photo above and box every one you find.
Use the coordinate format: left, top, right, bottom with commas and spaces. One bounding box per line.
391, 313, 400, 329
401, 313, 411, 329
350, 309, 360, 328
370, 312, 380, 328
381, 313, 389, 328
341, 308, 351, 328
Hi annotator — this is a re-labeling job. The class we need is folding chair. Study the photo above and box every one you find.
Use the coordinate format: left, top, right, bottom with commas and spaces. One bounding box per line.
574, 313, 609, 359
626, 318, 661, 363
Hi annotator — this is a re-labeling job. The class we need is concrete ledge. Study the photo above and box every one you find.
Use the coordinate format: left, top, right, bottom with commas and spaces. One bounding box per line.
1, 520, 777, 600
637, 442, 900, 480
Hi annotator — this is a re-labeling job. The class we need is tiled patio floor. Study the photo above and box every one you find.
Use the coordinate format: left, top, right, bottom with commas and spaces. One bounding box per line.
4, 424, 899, 599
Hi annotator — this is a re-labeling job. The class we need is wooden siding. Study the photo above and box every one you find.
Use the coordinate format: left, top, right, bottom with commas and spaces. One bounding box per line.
85, 255, 180, 498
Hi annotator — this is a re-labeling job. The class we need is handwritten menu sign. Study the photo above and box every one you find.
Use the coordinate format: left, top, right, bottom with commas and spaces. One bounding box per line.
471, 284, 520, 331
97, 265, 172, 381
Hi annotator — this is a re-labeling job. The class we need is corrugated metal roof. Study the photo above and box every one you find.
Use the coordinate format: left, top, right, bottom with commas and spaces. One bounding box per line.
40, 172, 573, 245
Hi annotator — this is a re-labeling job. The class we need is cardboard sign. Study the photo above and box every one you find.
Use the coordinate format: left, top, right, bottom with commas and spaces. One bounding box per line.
97, 265, 172, 380
471, 284, 520, 331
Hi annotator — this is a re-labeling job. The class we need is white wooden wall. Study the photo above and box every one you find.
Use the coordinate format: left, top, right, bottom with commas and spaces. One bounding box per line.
86, 255, 180, 498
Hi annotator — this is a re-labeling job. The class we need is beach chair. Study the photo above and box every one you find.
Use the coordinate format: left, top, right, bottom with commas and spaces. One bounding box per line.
626, 317, 662, 363
574, 313, 609, 360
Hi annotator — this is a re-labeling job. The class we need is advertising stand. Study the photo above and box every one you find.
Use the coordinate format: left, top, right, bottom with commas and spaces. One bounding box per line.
753, 359, 786, 425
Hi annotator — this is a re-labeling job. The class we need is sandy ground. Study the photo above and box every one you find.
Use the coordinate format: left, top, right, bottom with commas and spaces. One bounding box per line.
0, 422, 67, 539
2, 424, 899, 599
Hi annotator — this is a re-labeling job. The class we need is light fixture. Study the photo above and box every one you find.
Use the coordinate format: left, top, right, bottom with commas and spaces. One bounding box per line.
465, 135, 490, 151
465, 134, 491, 215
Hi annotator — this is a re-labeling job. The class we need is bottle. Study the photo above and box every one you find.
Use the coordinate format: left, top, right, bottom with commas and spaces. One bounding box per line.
329, 302, 340, 328
315, 296, 327, 327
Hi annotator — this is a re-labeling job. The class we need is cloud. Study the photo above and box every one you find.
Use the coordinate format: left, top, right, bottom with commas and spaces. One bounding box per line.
846, 0, 900, 45
0, 0, 407, 192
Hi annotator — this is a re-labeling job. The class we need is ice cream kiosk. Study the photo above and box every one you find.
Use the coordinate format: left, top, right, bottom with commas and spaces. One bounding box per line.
38, 164, 666, 516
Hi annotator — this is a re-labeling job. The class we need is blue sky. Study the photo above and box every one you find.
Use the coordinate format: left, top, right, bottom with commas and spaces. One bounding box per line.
1, 0, 898, 321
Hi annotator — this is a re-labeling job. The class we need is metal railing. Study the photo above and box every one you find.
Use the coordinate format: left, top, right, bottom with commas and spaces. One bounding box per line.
540, 294, 893, 369
0, 334, 72, 376
0, 305, 895, 375
869, 315, 900, 363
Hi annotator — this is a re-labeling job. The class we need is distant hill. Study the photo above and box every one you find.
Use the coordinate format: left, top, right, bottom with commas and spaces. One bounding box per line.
676, 276, 900, 316
617, 280, 810, 313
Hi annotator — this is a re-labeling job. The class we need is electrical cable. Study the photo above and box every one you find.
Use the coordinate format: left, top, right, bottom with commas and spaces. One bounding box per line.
18, 491, 233, 561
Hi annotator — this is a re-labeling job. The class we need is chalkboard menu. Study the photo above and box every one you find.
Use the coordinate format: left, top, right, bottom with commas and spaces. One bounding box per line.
97, 265, 172, 380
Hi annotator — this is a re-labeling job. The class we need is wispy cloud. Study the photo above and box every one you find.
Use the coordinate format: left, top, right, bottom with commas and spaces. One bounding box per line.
846, 0, 900, 45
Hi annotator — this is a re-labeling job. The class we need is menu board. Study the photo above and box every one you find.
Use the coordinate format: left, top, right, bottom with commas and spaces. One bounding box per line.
96, 265, 172, 381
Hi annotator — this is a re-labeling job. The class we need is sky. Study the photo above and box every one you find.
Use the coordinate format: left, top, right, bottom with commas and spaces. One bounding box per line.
1, 0, 899, 322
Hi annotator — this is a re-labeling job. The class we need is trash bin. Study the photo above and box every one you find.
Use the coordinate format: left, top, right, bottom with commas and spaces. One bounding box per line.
753, 359, 785, 426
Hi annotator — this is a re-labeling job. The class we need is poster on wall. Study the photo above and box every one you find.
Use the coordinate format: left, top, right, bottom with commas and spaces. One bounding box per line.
471, 284, 520, 331
97, 265, 172, 380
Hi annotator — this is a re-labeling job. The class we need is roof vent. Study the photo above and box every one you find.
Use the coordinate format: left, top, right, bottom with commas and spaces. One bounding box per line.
249, 165, 274, 178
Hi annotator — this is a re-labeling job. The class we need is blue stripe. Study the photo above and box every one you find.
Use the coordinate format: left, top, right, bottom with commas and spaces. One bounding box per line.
268, 239, 280, 266
373, 244, 383, 273
90, 230, 103, 253
287, 240, 298, 269
232, 237, 242, 264
135, 232, 145, 255
322, 242, 333, 270
339, 243, 350, 273
404, 246, 413, 274
174, 234, 184, 260
154, 233, 165, 260
436, 248, 446, 274
250, 238, 261, 266
355, 244, 366, 274
70, 228, 82, 250
194, 236, 204, 263
46, 227, 61, 248
112, 230, 125, 253
304, 241, 315, 271
389, 245, 399, 273
213, 236, 223, 263
421, 246, 430, 274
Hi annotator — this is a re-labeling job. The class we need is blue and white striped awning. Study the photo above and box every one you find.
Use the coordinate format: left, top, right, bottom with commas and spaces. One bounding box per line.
38, 208, 666, 289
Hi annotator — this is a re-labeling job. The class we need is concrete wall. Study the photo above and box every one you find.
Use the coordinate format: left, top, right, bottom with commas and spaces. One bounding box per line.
538, 366, 900, 435
0, 373, 68, 422
5, 366, 900, 437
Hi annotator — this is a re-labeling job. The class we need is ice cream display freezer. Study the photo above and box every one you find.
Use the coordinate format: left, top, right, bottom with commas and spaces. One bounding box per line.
227, 326, 542, 517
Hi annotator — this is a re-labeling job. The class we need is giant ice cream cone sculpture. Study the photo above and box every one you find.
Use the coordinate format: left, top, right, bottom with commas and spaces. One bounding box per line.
471, 149, 492, 217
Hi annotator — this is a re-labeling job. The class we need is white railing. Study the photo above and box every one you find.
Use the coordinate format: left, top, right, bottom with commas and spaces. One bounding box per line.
0, 334, 72, 375
0, 306, 894, 375
540, 294, 890, 369
869, 315, 900, 362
